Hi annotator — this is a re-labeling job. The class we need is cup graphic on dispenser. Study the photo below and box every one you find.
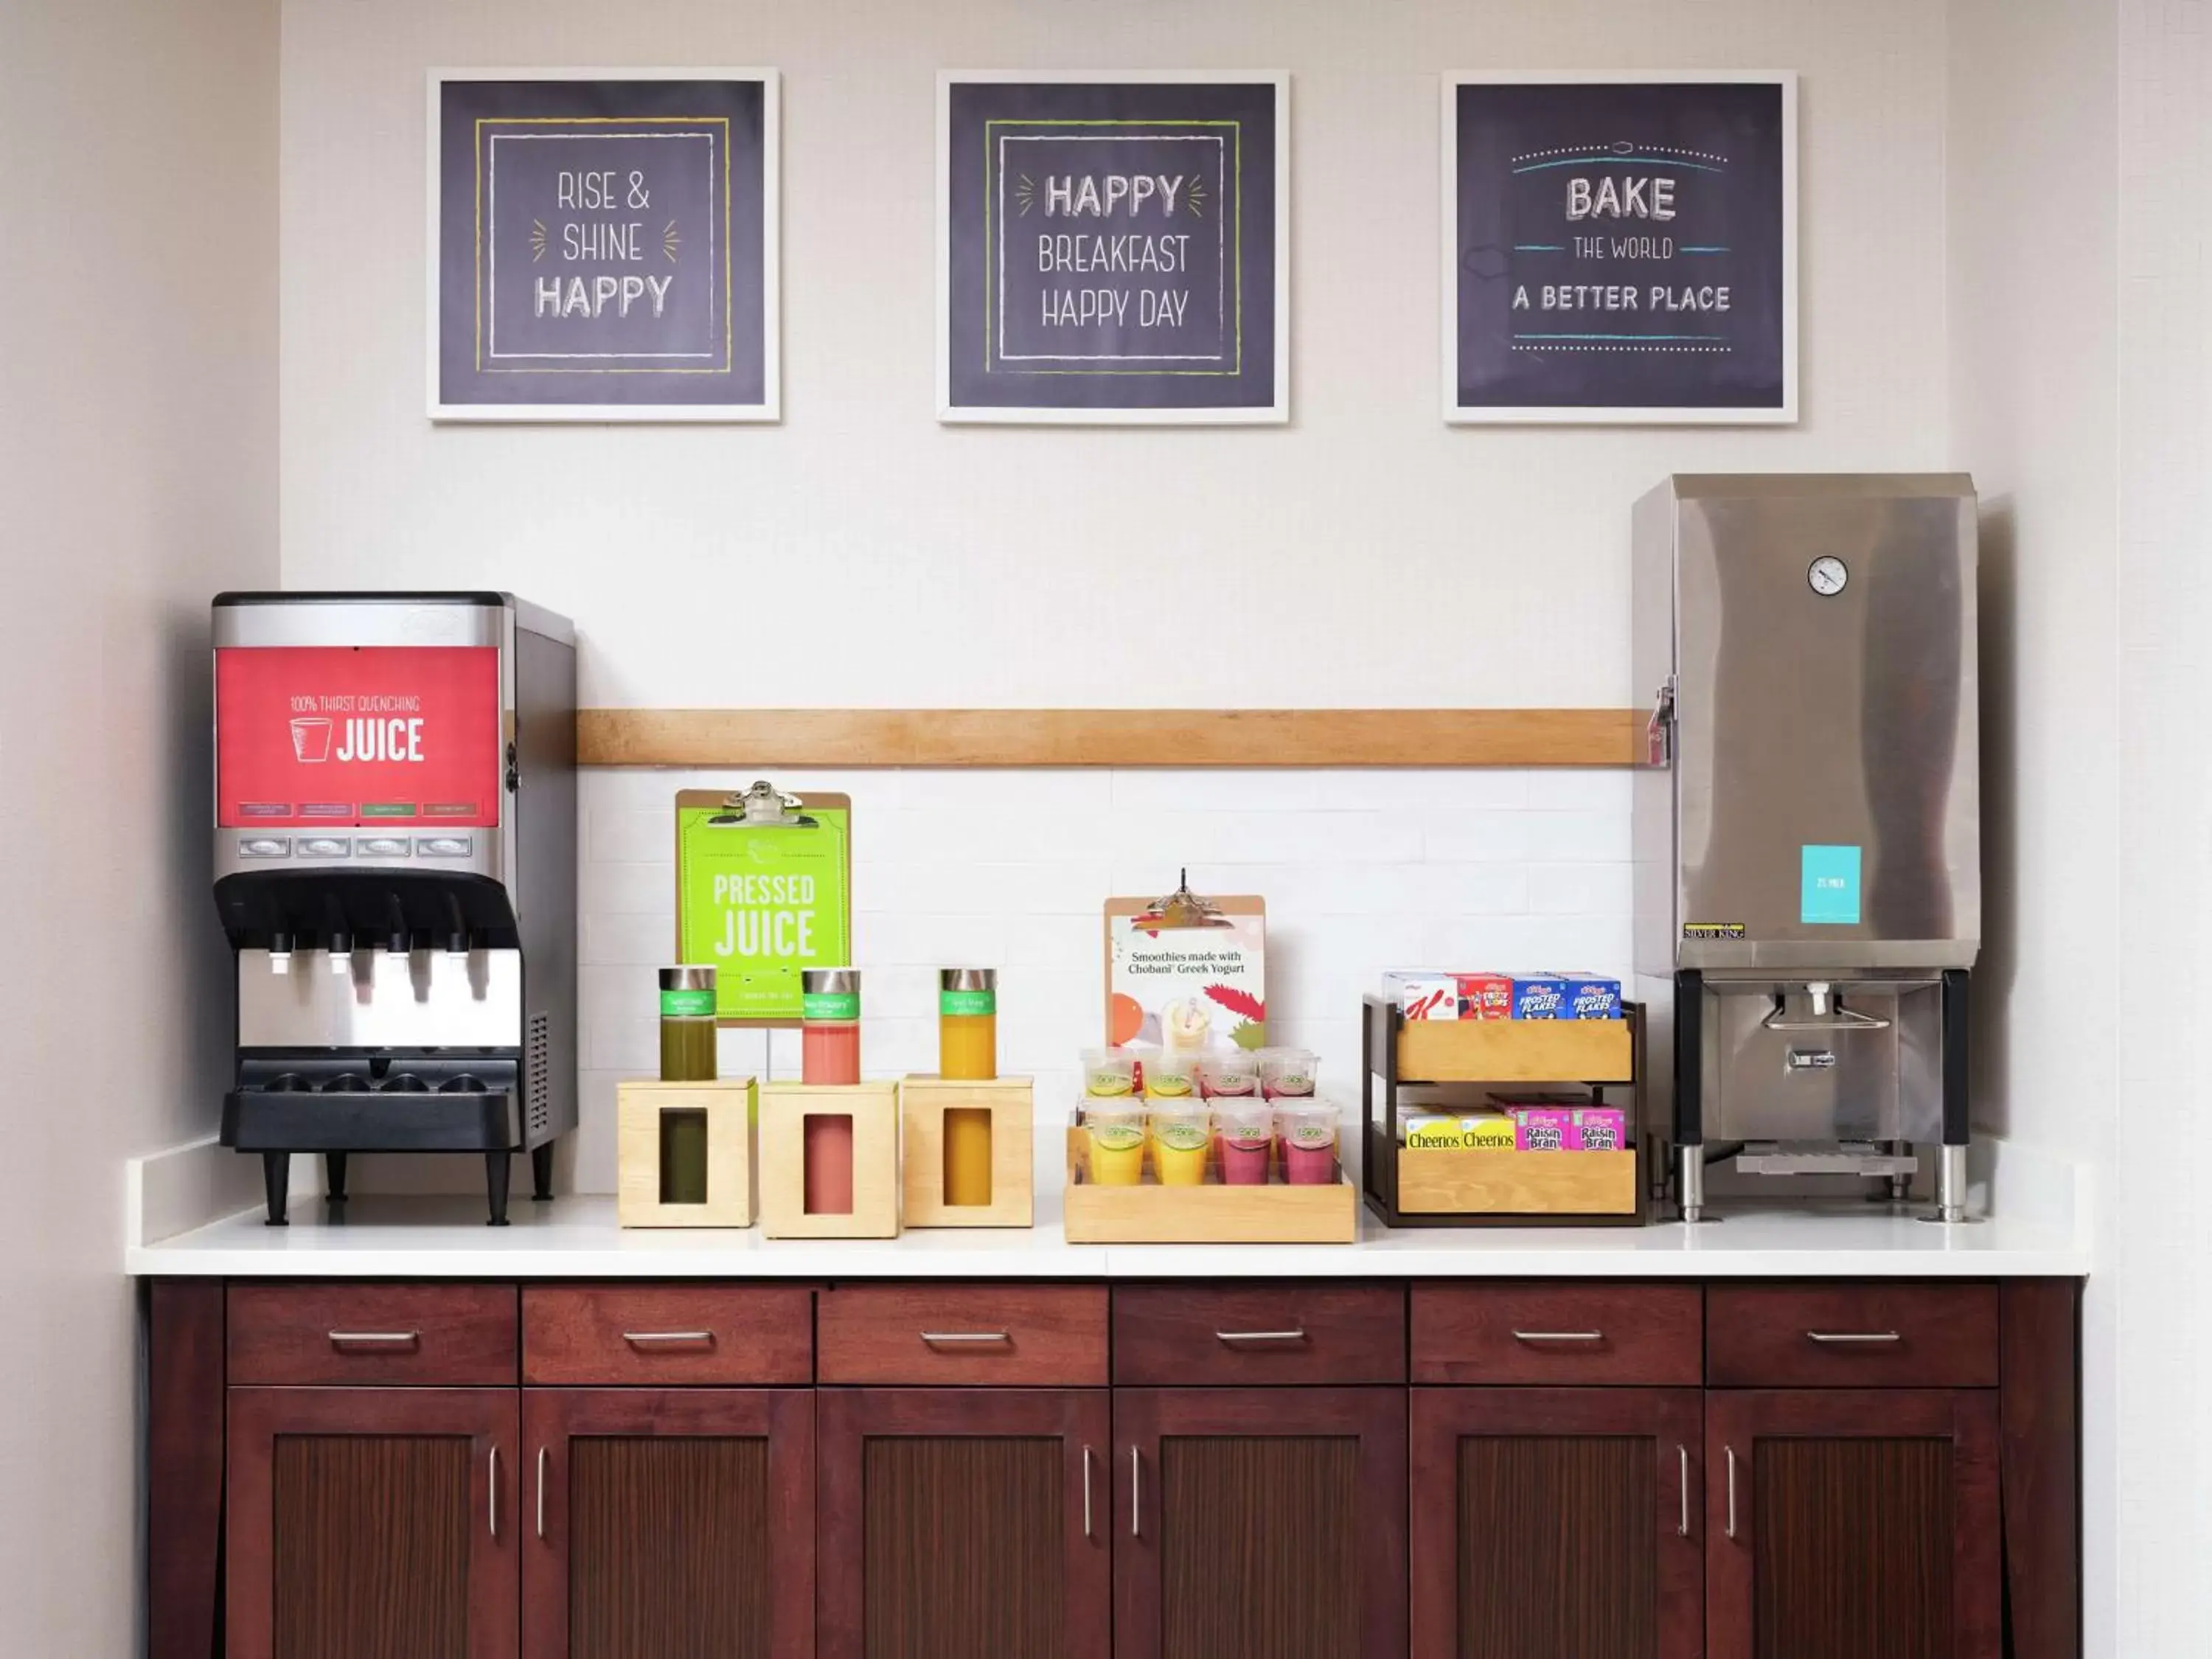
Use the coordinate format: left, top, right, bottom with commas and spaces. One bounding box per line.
289, 716, 333, 763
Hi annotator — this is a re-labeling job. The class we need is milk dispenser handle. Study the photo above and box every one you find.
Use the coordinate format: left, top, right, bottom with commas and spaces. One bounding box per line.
1645, 678, 1676, 768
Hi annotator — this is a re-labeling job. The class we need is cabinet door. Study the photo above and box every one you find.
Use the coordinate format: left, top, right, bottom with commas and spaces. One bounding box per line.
817, 1387, 1111, 1659
227, 1387, 518, 1659
1410, 1388, 1703, 1659
522, 1388, 813, 1659
1115, 1386, 1408, 1659
1708, 1390, 2000, 1659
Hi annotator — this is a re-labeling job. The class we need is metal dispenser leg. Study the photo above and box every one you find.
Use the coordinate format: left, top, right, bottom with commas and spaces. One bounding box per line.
485, 1152, 512, 1227
1921, 969, 1981, 1224
531, 1143, 555, 1203
261, 1152, 291, 1227
1674, 970, 1716, 1223
324, 1152, 349, 1205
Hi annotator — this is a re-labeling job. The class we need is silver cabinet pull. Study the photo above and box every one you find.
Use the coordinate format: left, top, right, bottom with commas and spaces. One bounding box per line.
535, 1447, 547, 1540
622, 1329, 715, 1346
1081, 1445, 1095, 1540
1130, 1446, 1142, 1538
1510, 1330, 1604, 1343
1214, 1328, 1307, 1344
1724, 1445, 1737, 1540
488, 1444, 500, 1540
919, 1330, 1011, 1345
1677, 1444, 1690, 1537
1805, 1330, 1902, 1344
327, 1330, 420, 1348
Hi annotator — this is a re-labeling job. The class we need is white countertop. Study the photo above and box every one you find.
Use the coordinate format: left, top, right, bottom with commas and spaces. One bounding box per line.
125, 1191, 2088, 1279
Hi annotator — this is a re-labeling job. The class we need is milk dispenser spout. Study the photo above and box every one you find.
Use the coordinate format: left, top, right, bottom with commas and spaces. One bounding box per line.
1630, 476, 1980, 1223
211, 593, 577, 1225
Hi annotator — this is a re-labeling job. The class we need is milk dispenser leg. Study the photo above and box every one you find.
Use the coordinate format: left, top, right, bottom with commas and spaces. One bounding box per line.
324, 1152, 349, 1205
260, 1153, 290, 1228
1925, 968, 1979, 1224
531, 1143, 555, 1203
485, 1152, 512, 1227
1674, 970, 1712, 1223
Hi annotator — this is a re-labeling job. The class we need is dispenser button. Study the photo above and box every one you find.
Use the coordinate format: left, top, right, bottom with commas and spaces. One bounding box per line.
417, 835, 473, 859
238, 837, 290, 859
356, 837, 410, 858
296, 837, 350, 859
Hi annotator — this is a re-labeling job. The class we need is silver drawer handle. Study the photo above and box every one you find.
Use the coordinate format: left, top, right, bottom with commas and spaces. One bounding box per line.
1130, 1445, 1141, 1538
488, 1444, 500, 1540
535, 1447, 547, 1540
1511, 1330, 1604, 1343
622, 1329, 715, 1346
1214, 1328, 1307, 1344
1082, 1445, 1095, 1540
328, 1330, 420, 1347
1804, 1330, 1902, 1344
919, 1330, 1011, 1345
1725, 1444, 1738, 1539
1677, 1444, 1690, 1537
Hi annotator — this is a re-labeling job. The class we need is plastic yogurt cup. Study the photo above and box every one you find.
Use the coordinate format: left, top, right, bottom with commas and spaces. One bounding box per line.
1082, 1048, 1138, 1099
1083, 1104, 1147, 1186
1144, 1054, 1198, 1102
1148, 1104, 1211, 1186
1276, 1102, 1339, 1185
1197, 1054, 1262, 1099
1259, 1048, 1318, 1099
1214, 1098, 1276, 1185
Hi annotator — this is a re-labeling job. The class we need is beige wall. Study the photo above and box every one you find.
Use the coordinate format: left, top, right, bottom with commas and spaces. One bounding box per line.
280, 0, 1951, 712
0, 0, 279, 1651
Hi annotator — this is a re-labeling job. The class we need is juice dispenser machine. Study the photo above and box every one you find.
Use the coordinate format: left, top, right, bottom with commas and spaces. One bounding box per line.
212, 593, 577, 1224
1632, 476, 1980, 1222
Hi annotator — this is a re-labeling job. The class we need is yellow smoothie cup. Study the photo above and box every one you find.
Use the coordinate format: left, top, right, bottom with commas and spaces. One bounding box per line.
1084, 1105, 1146, 1186
1149, 1104, 1211, 1186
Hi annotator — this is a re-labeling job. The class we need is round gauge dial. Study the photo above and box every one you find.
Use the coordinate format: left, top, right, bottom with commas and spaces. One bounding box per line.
1808, 556, 1849, 597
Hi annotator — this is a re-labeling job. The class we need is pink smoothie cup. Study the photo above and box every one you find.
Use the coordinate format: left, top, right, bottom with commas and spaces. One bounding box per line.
1214, 1099, 1276, 1186
1277, 1103, 1339, 1185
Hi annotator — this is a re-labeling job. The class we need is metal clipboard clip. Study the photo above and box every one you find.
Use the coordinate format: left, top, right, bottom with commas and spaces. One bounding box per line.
1133, 869, 1234, 931
705, 779, 820, 830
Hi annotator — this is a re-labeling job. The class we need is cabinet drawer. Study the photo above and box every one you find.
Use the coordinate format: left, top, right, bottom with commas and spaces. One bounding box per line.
522, 1284, 813, 1385
1707, 1283, 1999, 1387
1411, 1281, 1702, 1385
817, 1284, 1107, 1384
228, 1283, 517, 1385
1113, 1284, 1405, 1384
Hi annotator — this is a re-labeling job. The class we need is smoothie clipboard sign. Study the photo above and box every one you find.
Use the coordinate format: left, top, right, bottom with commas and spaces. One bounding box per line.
675, 784, 851, 1025
428, 69, 781, 422
1105, 878, 1267, 1052
939, 71, 1290, 425
1443, 72, 1796, 424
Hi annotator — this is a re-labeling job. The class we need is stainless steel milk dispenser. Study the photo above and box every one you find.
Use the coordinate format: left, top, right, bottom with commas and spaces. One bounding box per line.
1631, 476, 1980, 1222
212, 593, 577, 1225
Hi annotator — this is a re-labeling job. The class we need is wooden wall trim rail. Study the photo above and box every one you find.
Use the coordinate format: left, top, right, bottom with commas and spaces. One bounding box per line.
576, 707, 1646, 769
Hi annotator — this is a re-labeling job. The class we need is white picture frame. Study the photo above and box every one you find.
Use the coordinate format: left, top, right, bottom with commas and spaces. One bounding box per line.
426, 67, 782, 423
938, 69, 1291, 425
1441, 70, 1797, 425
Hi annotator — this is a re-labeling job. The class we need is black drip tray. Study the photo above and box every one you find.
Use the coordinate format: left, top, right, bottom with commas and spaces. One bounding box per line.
223, 1054, 524, 1152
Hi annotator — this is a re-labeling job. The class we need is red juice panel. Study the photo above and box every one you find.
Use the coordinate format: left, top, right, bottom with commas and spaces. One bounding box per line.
215, 645, 501, 829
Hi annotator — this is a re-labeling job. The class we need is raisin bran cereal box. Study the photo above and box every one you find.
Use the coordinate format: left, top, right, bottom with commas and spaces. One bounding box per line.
1454, 973, 1514, 1020
1555, 973, 1624, 1020
1570, 1107, 1627, 1151
1512, 1106, 1573, 1151
1509, 974, 1567, 1019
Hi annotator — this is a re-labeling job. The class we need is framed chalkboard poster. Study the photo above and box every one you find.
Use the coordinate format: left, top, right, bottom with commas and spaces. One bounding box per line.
428, 69, 779, 422
1444, 72, 1795, 425
939, 71, 1290, 425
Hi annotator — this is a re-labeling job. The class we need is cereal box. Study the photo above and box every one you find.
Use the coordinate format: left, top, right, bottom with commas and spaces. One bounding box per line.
1554, 973, 1624, 1020
1382, 970, 1459, 1021
1513, 1106, 1573, 1151
1570, 1107, 1627, 1152
1455, 973, 1514, 1020
1510, 974, 1568, 1020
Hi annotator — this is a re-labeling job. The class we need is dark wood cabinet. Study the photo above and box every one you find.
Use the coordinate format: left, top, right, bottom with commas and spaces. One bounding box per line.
1410, 1387, 1703, 1659
816, 1386, 1112, 1659
226, 1386, 519, 1659
1113, 1386, 1408, 1659
1706, 1389, 2001, 1659
522, 1388, 813, 1659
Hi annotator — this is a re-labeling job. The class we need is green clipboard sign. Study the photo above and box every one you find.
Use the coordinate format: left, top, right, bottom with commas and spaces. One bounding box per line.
675, 784, 852, 1025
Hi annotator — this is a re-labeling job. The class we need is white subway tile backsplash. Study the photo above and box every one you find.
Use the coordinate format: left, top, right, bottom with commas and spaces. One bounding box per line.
571, 766, 1633, 1192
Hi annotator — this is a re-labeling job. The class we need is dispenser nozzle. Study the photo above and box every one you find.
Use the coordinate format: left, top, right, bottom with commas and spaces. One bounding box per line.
269, 931, 293, 975
1806, 981, 1832, 1018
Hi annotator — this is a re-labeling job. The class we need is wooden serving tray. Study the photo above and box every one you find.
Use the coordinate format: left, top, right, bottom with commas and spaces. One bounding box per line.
1394, 1147, 1639, 1216
1061, 1127, 1357, 1245
1395, 1018, 1632, 1085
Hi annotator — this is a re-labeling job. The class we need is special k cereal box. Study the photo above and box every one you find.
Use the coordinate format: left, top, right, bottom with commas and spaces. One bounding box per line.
1382, 970, 1459, 1021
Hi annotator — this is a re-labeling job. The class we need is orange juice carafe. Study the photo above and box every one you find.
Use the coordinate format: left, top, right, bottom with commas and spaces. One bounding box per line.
938, 968, 998, 1080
